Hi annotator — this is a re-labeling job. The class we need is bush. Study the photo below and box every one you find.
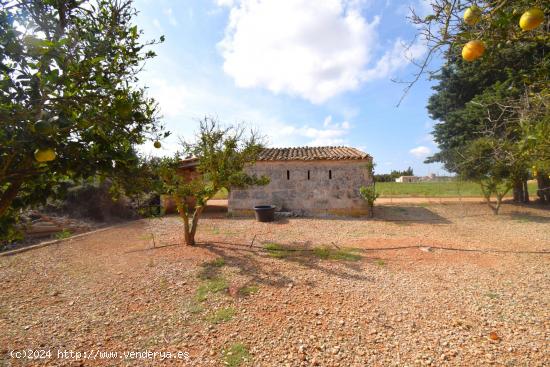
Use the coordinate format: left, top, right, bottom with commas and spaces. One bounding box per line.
48, 180, 139, 222
359, 185, 379, 217
0, 209, 23, 249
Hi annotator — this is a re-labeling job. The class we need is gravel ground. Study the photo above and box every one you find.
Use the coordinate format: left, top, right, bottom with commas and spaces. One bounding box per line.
1, 202, 549, 366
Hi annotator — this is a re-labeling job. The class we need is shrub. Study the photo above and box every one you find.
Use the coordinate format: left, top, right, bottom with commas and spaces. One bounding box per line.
359, 185, 379, 217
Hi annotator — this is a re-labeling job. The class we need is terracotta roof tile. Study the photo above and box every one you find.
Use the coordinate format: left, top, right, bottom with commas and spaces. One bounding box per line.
257, 146, 371, 161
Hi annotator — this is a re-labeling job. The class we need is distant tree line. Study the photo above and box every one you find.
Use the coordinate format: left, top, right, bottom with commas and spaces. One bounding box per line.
374, 167, 414, 182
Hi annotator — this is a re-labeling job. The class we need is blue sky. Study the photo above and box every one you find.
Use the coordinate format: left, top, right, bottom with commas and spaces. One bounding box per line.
135, 0, 445, 175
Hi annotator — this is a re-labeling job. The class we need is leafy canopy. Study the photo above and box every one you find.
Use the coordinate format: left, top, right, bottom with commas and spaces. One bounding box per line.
410, 0, 549, 208
157, 117, 269, 245
0, 0, 167, 220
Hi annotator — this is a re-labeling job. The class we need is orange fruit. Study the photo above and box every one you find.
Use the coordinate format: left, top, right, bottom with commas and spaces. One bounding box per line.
34, 148, 56, 162
154, 141, 161, 149
520, 8, 544, 31
462, 40, 485, 61
464, 5, 482, 26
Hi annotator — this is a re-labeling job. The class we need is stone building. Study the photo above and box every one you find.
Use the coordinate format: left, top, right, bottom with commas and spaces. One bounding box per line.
395, 175, 420, 183
229, 146, 373, 216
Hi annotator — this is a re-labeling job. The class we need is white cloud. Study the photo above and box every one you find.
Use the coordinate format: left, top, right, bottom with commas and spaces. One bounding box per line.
152, 18, 162, 32
218, 0, 379, 104
409, 145, 431, 157
141, 70, 354, 151
217, 0, 427, 104
164, 8, 178, 26
395, 0, 432, 18
271, 115, 352, 146
146, 78, 189, 118
216, 0, 235, 6
363, 38, 426, 81
322, 115, 350, 130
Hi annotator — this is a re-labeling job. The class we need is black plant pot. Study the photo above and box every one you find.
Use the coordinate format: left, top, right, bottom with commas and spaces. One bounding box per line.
253, 205, 276, 222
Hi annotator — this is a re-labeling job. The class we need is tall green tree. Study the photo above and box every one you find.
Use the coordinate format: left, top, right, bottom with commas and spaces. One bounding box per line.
0, 1, 167, 228
157, 118, 269, 246
408, 0, 549, 208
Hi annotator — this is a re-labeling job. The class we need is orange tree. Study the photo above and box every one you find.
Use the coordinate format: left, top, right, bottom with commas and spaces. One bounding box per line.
0, 0, 168, 240
157, 118, 269, 246
406, 1, 549, 206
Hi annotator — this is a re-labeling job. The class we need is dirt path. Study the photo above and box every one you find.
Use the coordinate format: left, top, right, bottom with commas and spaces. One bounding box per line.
377, 196, 487, 203
209, 197, 500, 207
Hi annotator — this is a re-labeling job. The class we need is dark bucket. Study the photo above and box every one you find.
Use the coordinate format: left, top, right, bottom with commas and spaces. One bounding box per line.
253, 205, 276, 222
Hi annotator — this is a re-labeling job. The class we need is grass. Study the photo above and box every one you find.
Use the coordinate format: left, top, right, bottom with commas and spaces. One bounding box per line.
238, 284, 260, 297
55, 229, 72, 239
264, 243, 362, 261
222, 343, 250, 367
374, 259, 386, 266
207, 307, 236, 324
212, 187, 229, 199
187, 302, 204, 314
195, 277, 229, 302
264, 243, 294, 258
375, 180, 538, 198
312, 246, 362, 261
198, 258, 225, 280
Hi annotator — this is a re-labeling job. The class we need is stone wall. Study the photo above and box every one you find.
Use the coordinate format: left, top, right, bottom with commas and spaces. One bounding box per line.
228, 160, 373, 216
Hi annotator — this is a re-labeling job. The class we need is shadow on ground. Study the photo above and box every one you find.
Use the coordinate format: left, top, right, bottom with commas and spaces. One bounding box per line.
508, 211, 550, 223
201, 206, 451, 224
196, 241, 374, 289
371, 206, 451, 224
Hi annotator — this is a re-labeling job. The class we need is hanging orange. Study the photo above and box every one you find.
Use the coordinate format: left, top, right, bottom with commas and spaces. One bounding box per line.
462, 40, 485, 61
519, 8, 544, 31
34, 148, 56, 162
464, 5, 482, 26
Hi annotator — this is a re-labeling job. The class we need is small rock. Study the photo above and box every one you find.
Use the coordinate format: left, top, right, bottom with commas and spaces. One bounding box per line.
488, 331, 501, 341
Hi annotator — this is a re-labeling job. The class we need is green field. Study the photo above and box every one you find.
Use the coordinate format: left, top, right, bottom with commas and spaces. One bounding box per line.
212, 187, 229, 199
211, 181, 537, 200
375, 181, 538, 198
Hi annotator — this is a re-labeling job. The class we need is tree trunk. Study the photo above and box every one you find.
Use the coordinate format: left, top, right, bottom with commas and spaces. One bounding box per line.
182, 214, 193, 246
493, 195, 503, 215
188, 206, 204, 244
512, 179, 523, 202
480, 183, 493, 212
0, 179, 23, 218
536, 171, 550, 204
174, 195, 193, 246
522, 179, 529, 203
